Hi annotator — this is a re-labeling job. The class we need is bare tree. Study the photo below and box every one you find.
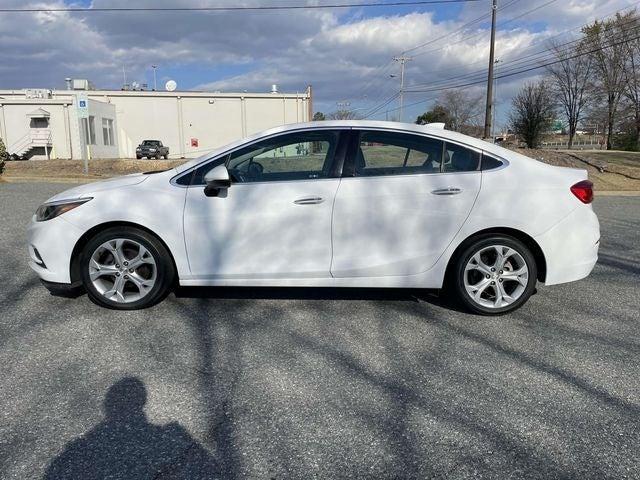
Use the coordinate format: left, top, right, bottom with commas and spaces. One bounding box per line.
439, 89, 483, 133
619, 10, 640, 149
415, 105, 452, 126
328, 109, 358, 120
510, 80, 555, 148
546, 40, 592, 149
581, 14, 629, 149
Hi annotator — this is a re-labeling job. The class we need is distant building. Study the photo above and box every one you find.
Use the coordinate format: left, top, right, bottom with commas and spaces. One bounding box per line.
0, 80, 313, 160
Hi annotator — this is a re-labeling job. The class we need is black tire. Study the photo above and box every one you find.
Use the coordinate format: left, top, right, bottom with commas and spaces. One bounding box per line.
80, 226, 175, 310
163, 154, 168, 159
449, 234, 537, 315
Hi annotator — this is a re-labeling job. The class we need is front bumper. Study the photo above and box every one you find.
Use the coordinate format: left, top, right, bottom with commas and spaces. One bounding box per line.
27, 215, 85, 284
535, 205, 600, 286
40, 279, 85, 297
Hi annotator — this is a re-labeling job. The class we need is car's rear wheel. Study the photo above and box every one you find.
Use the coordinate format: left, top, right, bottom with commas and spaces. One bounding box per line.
450, 235, 537, 315
80, 227, 174, 310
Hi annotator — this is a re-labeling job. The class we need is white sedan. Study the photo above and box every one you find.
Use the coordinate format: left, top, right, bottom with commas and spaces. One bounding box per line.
27, 121, 599, 314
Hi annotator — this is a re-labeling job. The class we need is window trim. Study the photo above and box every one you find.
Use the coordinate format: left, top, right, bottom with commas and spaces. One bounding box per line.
172, 127, 351, 187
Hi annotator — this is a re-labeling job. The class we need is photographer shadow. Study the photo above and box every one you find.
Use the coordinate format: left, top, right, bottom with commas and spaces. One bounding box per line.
44, 377, 219, 480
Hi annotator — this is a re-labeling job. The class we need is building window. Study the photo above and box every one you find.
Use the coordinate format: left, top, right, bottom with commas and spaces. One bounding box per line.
82, 116, 96, 145
30, 118, 49, 128
102, 118, 115, 146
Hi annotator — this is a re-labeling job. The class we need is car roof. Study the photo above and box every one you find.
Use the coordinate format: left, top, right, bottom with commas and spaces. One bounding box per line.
174, 120, 527, 174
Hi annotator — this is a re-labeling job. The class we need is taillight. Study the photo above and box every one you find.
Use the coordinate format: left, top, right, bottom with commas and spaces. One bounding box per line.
570, 180, 594, 204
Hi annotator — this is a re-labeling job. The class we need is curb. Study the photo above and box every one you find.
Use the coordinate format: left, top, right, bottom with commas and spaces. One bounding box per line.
597, 190, 640, 196
0, 176, 105, 184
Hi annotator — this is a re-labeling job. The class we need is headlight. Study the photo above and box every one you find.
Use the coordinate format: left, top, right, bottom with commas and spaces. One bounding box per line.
35, 198, 92, 222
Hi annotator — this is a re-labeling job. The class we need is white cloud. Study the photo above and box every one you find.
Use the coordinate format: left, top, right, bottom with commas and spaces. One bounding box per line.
0, 0, 636, 121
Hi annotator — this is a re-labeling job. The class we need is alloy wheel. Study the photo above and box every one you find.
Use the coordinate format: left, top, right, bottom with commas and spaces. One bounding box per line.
463, 244, 529, 309
89, 238, 157, 303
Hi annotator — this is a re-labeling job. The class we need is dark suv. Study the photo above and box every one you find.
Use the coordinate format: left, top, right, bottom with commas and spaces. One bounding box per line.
136, 140, 169, 159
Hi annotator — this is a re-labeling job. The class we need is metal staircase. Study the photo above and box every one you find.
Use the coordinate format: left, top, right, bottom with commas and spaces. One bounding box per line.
8, 129, 52, 159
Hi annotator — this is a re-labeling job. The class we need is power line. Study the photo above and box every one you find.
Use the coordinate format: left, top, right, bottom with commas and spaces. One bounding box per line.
404, 5, 640, 92
410, 0, 556, 58
390, 0, 621, 86
363, 91, 401, 118
363, 1, 640, 120
368, 14, 640, 118
0, 0, 482, 13
404, 29, 640, 94
367, 95, 440, 118
404, 0, 523, 55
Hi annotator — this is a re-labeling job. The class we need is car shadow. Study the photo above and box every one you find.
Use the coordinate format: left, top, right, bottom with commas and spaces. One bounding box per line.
173, 286, 468, 312
43, 377, 220, 480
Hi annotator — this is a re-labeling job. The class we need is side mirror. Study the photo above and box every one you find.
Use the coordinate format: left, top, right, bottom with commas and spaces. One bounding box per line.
203, 165, 231, 197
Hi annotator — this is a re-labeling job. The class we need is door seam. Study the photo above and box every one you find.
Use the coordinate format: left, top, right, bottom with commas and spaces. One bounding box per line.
329, 177, 342, 278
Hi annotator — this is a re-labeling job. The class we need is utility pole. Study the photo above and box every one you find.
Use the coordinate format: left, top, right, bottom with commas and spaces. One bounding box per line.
491, 58, 500, 139
393, 56, 412, 122
483, 0, 497, 140
151, 65, 158, 91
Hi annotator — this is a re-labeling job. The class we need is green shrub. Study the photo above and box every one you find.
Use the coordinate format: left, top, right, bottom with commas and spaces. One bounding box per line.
611, 133, 640, 152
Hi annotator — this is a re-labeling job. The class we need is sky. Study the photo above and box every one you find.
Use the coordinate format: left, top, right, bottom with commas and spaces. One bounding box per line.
0, 0, 637, 127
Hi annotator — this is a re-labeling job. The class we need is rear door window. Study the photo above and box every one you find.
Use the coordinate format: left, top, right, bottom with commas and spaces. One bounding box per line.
442, 143, 481, 172
353, 130, 444, 177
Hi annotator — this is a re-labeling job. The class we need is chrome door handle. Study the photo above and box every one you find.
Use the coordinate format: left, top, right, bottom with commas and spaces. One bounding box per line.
294, 197, 324, 205
431, 188, 463, 195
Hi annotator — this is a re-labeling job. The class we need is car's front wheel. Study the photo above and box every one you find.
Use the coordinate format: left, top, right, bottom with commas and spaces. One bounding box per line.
80, 227, 174, 309
450, 235, 537, 315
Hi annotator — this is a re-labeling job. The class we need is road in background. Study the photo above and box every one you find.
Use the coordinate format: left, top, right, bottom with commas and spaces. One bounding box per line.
1, 183, 638, 479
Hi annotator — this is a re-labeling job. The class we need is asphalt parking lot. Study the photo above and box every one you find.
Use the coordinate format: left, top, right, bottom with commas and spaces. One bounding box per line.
0, 182, 638, 479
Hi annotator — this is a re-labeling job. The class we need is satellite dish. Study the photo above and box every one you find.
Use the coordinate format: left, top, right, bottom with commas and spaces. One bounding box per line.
165, 80, 177, 92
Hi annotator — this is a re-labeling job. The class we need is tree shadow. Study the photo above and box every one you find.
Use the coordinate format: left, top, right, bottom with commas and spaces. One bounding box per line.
43, 377, 219, 480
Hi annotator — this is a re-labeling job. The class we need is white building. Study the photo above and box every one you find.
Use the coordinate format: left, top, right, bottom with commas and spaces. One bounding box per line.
0, 81, 313, 160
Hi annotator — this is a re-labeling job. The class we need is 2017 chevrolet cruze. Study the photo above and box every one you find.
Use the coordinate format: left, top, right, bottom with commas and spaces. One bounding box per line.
27, 121, 600, 314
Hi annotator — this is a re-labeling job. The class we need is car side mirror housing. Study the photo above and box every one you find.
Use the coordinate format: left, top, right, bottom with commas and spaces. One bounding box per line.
204, 165, 231, 197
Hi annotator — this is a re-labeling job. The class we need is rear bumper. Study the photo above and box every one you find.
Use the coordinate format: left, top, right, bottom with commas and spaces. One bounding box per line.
535, 205, 600, 286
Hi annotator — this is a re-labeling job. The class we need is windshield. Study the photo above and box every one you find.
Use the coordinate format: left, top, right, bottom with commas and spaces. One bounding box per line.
142, 140, 160, 146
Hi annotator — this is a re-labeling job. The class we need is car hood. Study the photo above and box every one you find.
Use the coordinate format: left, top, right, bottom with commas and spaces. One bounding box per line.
45, 173, 150, 203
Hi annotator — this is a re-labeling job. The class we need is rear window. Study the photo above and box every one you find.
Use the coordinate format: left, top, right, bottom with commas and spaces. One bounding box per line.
481, 153, 503, 170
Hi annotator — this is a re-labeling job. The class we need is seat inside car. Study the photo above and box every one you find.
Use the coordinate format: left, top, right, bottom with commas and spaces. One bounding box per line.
449, 149, 478, 172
